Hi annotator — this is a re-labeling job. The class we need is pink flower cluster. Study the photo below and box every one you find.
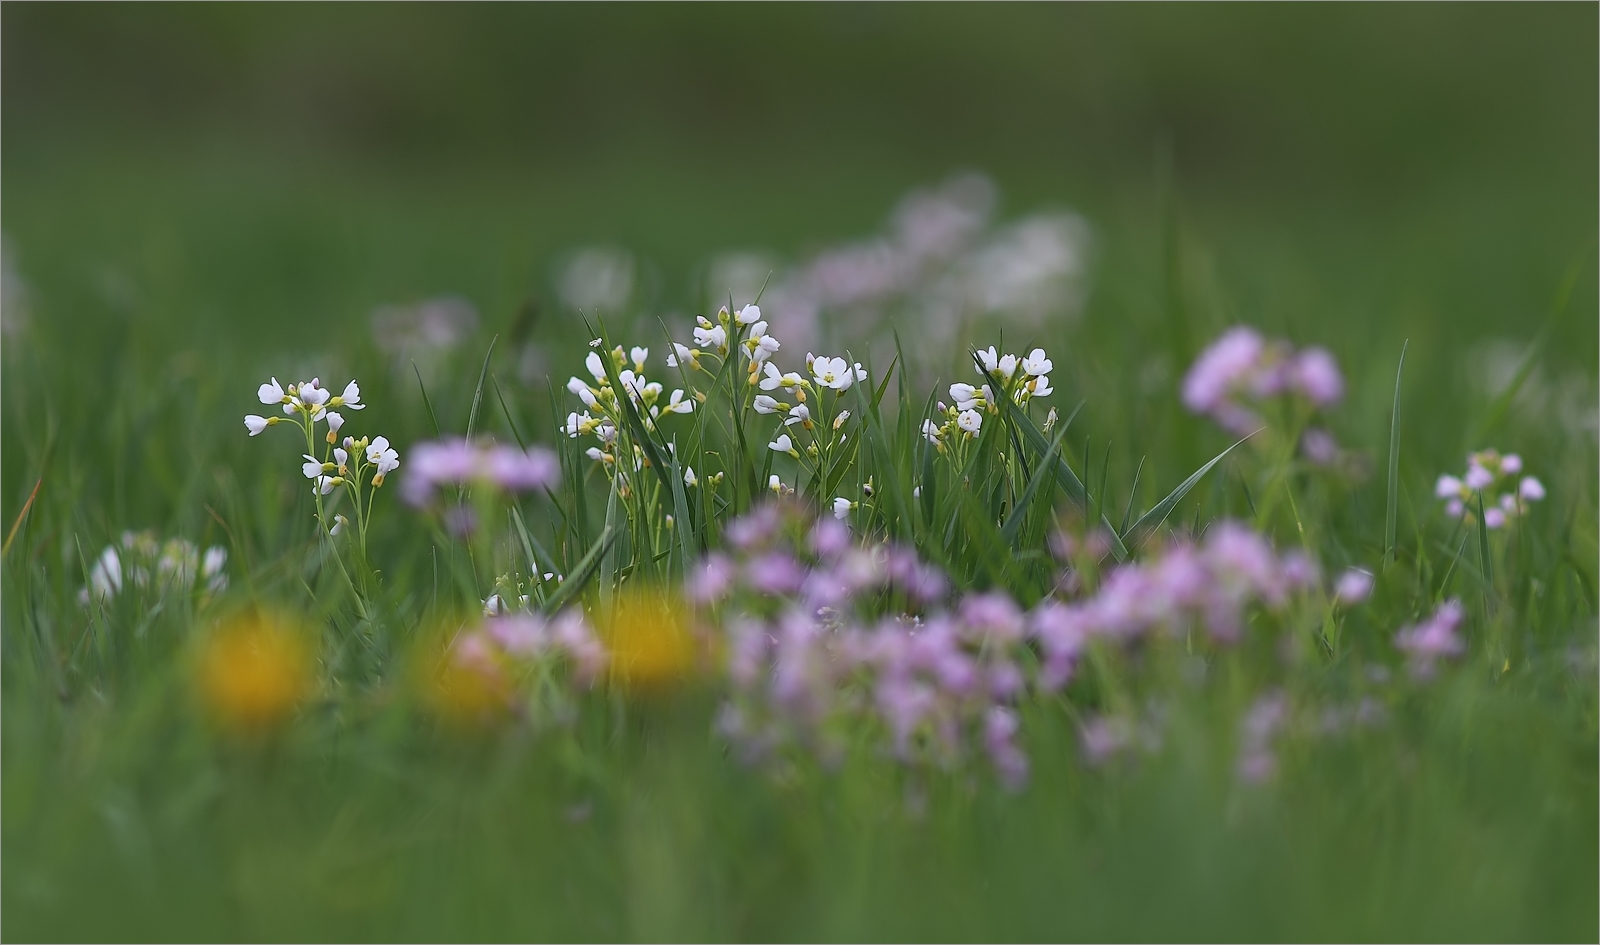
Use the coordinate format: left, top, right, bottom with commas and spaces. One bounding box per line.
1393, 599, 1465, 679
451, 610, 607, 684
1182, 327, 1344, 438
1435, 449, 1544, 528
401, 438, 561, 507
694, 502, 1039, 786
1037, 522, 1322, 654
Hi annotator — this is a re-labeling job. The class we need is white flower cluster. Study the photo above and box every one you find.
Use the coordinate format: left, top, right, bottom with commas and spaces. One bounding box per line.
1435, 449, 1544, 528
246, 376, 399, 538
565, 344, 695, 470
79, 531, 227, 605
923, 345, 1055, 446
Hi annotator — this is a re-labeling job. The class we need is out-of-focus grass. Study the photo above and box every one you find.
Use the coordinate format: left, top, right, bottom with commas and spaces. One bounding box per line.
2, 5, 1596, 941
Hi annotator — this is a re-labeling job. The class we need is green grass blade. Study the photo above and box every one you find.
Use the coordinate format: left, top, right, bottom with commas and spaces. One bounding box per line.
538, 524, 618, 615
1000, 420, 1070, 546
1124, 431, 1256, 552
1383, 339, 1407, 569
412, 361, 443, 438
973, 355, 1128, 560
464, 334, 499, 438
491, 374, 528, 450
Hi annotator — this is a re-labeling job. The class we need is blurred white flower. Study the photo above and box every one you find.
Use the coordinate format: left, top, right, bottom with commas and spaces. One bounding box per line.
556, 246, 635, 313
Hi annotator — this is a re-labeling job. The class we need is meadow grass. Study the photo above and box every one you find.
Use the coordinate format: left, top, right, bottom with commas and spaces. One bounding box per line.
3, 8, 1597, 939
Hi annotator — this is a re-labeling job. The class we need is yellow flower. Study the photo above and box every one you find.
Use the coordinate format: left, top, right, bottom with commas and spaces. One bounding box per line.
601, 588, 696, 691
196, 612, 311, 734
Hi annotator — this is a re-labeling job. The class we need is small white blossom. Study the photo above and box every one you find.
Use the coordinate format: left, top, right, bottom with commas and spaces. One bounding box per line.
760, 362, 805, 391
833, 497, 853, 520
832, 409, 851, 430
684, 466, 698, 487
769, 433, 794, 454
258, 377, 287, 406
921, 418, 943, 443
753, 394, 784, 414
693, 323, 727, 350
244, 415, 271, 436
367, 436, 400, 478
957, 409, 983, 434
660, 389, 694, 415
335, 380, 365, 411
630, 346, 649, 371
302, 453, 328, 479
666, 342, 700, 368
585, 351, 608, 382
810, 356, 855, 390
784, 403, 811, 427
736, 303, 762, 324
997, 353, 1019, 378
325, 411, 345, 438
976, 346, 1000, 374
1022, 348, 1053, 376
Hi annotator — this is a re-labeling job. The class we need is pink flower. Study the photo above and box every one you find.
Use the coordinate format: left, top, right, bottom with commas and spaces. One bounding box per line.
1334, 568, 1374, 605
1394, 599, 1466, 679
1292, 347, 1344, 405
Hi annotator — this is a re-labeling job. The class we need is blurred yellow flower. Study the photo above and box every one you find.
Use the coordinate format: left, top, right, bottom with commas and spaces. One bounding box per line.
602, 587, 696, 691
196, 612, 311, 733
415, 625, 513, 725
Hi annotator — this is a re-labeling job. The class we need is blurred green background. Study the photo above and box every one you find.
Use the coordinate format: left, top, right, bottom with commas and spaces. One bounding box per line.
4, 2, 1597, 530
3, 5, 1596, 941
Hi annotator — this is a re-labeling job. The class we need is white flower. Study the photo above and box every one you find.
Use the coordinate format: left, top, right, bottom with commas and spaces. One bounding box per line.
333, 447, 349, 474
617, 369, 646, 401
585, 351, 609, 382
302, 453, 328, 479
367, 436, 400, 478
330, 513, 350, 536
258, 377, 287, 406
335, 379, 365, 410
325, 411, 345, 439
1026, 374, 1054, 399
753, 394, 784, 414
565, 411, 597, 437
950, 383, 984, 411
661, 389, 694, 415
567, 376, 593, 397
666, 342, 700, 368
746, 322, 782, 363
736, 303, 761, 324
693, 323, 727, 349
832, 409, 851, 430
760, 362, 804, 391
630, 346, 649, 371
769, 433, 794, 454
976, 346, 1000, 374
768, 474, 787, 494
596, 423, 618, 444
833, 497, 853, 520
957, 409, 983, 434
483, 594, 506, 616
810, 356, 854, 390
1519, 476, 1545, 501
244, 415, 271, 436
1435, 475, 1464, 498
585, 447, 605, 461
997, 353, 1019, 379
316, 475, 338, 495
1022, 348, 1053, 376
784, 403, 811, 427
921, 418, 943, 443
295, 379, 331, 419
684, 466, 698, 487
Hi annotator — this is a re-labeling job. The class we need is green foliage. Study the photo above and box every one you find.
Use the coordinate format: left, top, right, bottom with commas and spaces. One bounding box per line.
2, 4, 1597, 940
